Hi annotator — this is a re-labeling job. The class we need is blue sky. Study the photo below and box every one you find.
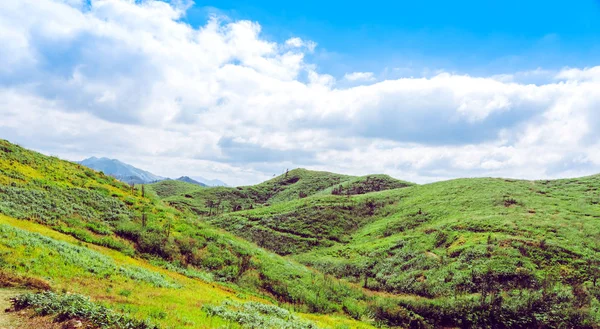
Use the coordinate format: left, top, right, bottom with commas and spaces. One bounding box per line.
185, 0, 600, 77
1, 0, 600, 186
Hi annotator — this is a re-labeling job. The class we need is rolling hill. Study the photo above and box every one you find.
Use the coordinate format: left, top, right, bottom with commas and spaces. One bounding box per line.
0, 140, 380, 329
148, 169, 413, 216
1, 139, 599, 328
154, 167, 600, 328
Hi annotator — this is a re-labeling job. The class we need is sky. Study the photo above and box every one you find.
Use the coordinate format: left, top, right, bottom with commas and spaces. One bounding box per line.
1, 0, 600, 186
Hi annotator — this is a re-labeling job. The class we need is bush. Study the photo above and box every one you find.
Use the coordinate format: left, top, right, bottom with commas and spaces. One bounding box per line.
11, 291, 159, 329
342, 299, 365, 320
203, 300, 320, 329
370, 298, 427, 328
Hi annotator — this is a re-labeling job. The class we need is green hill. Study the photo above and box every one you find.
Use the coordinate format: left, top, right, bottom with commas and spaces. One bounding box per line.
0, 140, 378, 329
204, 175, 600, 298
1, 139, 599, 328
148, 168, 413, 216
154, 160, 600, 327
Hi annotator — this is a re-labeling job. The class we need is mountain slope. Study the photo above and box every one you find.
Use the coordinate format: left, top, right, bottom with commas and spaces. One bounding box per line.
192, 176, 228, 186
206, 175, 600, 299
79, 157, 164, 184
175, 176, 207, 186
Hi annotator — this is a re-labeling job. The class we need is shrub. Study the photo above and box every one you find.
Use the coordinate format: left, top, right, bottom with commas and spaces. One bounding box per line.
203, 300, 320, 329
11, 291, 159, 329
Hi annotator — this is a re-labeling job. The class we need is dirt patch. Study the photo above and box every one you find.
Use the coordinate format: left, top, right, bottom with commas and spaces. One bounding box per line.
0, 288, 24, 329
0, 271, 51, 291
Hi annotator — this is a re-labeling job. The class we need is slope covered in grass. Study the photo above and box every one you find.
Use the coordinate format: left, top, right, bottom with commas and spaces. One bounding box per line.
2, 139, 599, 328
296, 177, 600, 298
0, 140, 386, 328
0, 215, 372, 329
179, 173, 600, 327
149, 168, 413, 216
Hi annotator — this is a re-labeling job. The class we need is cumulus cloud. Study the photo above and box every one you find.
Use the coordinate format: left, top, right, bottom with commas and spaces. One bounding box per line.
343, 71, 376, 82
555, 66, 600, 82
1, 0, 600, 185
285, 37, 317, 52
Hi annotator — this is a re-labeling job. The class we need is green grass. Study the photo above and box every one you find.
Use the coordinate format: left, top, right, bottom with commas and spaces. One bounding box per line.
2, 138, 600, 328
147, 168, 412, 216
155, 165, 600, 327
11, 291, 159, 329
0, 215, 373, 329
0, 140, 377, 328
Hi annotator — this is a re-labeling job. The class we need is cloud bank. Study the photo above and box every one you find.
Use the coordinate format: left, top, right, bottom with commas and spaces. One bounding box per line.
1, 0, 600, 185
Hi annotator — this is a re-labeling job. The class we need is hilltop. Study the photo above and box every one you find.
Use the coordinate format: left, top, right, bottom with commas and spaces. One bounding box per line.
148, 168, 413, 216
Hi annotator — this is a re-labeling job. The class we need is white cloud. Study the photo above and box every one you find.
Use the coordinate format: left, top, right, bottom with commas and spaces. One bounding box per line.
1, 0, 600, 185
555, 66, 600, 82
285, 37, 317, 52
343, 71, 376, 82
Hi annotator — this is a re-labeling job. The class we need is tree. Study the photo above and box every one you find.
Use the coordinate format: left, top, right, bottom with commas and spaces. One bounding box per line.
587, 258, 600, 286
205, 200, 215, 216
141, 185, 145, 198
361, 256, 380, 289
214, 199, 222, 215
165, 220, 172, 239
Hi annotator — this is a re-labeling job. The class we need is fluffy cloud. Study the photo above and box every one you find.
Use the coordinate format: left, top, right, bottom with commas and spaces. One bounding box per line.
1, 0, 600, 185
343, 71, 376, 81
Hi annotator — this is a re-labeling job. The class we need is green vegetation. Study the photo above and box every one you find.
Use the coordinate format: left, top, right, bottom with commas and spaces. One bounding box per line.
148, 168, 412, 216
208, 196, 385, 255
1, 138, 600, 328
0, 223, 178, 288
204, 301, 321, 329
0, 140, 375, 328
11, 291, 158, 329
155, 159, 600, 327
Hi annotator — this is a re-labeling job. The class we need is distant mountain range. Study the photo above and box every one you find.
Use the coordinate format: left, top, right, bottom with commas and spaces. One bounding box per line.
79, 157, 165, 184
175, 176, 206, 186
78, 157, 227, 186
191, 176, 228, 187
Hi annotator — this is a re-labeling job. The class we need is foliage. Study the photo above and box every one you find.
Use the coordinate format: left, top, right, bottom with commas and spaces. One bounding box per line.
0, 223, 179, 288
147, 169, 412, 216
203, 300, 320, 329
2, 138, 600, 328
11, 291, 159, 329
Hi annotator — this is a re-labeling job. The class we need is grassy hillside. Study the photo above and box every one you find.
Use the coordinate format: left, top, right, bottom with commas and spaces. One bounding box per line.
0, 215, 370, 329
2, 139, 600, 328
208, 195, 385, 255
295, 177, 600, 298
149, 168, 413, 216
153, 159, 600, 327
0, 140, 386, 328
